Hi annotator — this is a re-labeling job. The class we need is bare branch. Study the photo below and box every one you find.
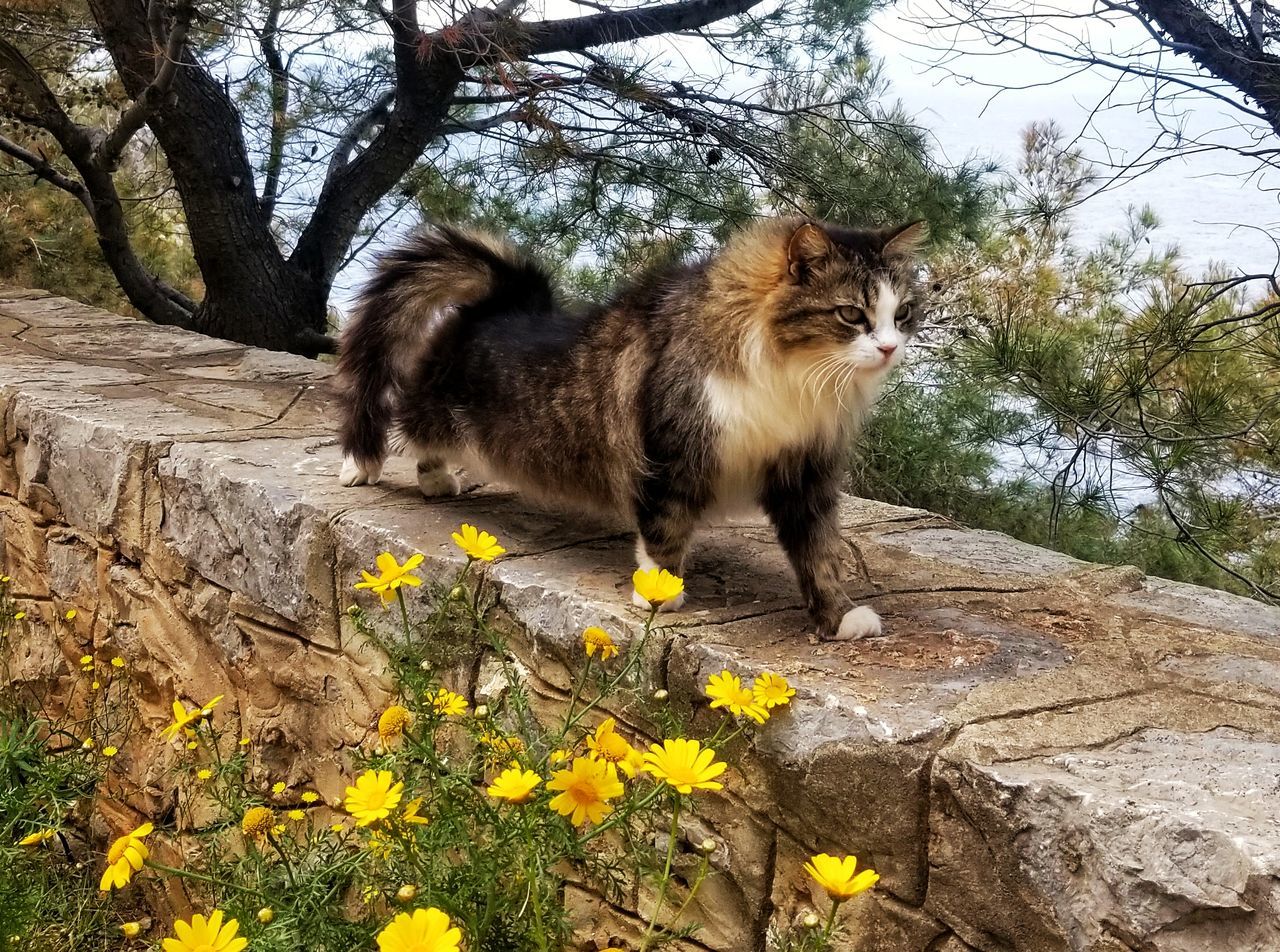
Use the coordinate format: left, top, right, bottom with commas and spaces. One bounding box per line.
258, 0, 289, 219
0, 134, 95, 217
97, 0, 196, 170
524, 0, 767, 55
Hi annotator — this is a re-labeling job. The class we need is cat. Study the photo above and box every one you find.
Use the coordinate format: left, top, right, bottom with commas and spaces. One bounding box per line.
336, 216, 927, 640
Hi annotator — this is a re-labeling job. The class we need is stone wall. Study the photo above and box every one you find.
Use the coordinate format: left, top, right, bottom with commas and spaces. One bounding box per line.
3, 287, 1280, 952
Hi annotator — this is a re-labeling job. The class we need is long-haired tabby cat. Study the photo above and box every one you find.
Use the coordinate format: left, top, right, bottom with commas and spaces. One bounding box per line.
337, 217, 927, 640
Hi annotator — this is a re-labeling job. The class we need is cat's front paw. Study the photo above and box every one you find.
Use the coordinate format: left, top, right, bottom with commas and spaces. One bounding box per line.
824, 605, 881, 641
632, 589, 687, 612
340, 455, 383, 487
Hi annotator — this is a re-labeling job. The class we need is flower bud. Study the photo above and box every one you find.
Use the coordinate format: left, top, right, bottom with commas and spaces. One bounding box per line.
120, 922, 142, 939
449, 585, 466, 601
256, 907, 274, 925
652, 689, 669, 702
396, 884, 418, 903
802, 912, 821, 929
473, 704, 489, 718
698, 837, 717, 855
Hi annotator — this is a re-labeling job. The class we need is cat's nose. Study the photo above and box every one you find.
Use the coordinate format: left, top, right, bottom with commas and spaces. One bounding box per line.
877, 343, 898, 357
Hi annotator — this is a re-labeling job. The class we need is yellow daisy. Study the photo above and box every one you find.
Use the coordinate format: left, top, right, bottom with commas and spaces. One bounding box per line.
705, 670, 769, 724
376, 907, 462, 952
271, 781, 287, 796
197, 769, 213, 781
400, 797, 430, 826
345, 769, 404, 826
111, 656, 125, 668
804, 853, 879, 900
487, 763, 543, 804
161, 910, 247, 952
451, 523, 506, 562
430, 689, 468, 716
379, 704, 413, 743
753, 671, 796, 709
585, 718, 646, 778
582, 626, 619, 660
159, 695, 223, 741
355, 552, 425, 605
18, 828, 58, 847
643, 738, 727, 794
241, 806, 275, 839
632, 568, 684, 608
100, 822, 153, 891
102, 746, 119, 758
301, 791, 320, 804
287, 809, 306, 821
546, 756, 624, 825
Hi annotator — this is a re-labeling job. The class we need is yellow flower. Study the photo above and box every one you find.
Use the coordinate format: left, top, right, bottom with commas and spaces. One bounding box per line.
161, 910, 247, 952
197, 769, 213, 781
79, 655, 93, 666
804, 853, 879, 901
271, 824, 286, 836
632, 568, 684, 608
379, 704, 413, 743
81, 738, 94, 750
64, 608, 77, 620
643, 738, 727, 794
451, 523, 506, 562
91, 681, 101, 691
479, 733, 525, 760
111, 656, 125, 668
287, 809, 306, 821
487, 763, 542, 804
585, 718, 646, 778
100, 822, 153, 891
238, 737, 251, 747
301, 791, 320, 803
257, 908, 274, 925
186, 740, 199, 750
705, 670, 768, 724
376, 907, 462, 952
582, 626, 619, 660
272, 781, 287, 795
159, 694, 223, 742
430, 689, 468, 716
355, 552, 424, 605
330, 822, 345, 834
102, 746, 119, 758
13, 610, 24, 619
401, 797, 429, 826
546, 756, 624, 825
18, 829, 58, 847
121, 921, 142, 938
345, 769, 404, 827
241, 806, 275, 839
548, 748, 570, 766
753, 671, 795, 709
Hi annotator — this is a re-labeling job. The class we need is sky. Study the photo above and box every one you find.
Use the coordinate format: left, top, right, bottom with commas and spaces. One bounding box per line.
868, 1, 1280, 274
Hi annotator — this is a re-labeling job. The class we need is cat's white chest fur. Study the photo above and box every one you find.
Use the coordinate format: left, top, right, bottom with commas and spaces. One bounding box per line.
702, 361, 847, 512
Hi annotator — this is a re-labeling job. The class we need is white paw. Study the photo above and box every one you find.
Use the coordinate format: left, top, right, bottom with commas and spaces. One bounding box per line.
632, 589, 687, 612
417, 467, 461, 498
339, 455, 382, 487
831, 605, 881, 641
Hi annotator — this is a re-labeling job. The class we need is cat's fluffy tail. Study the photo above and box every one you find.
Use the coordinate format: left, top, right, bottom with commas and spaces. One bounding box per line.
336, 224, 551, 485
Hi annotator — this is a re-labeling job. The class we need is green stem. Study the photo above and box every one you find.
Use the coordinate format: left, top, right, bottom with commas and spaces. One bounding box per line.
397, 587, 412, 640
576, 782, 666, 847
638, 797, 681, 952
820, 897, 844, 945
146, 860, 265, 898
265, 830, 297, 890
520, 810, 550, 952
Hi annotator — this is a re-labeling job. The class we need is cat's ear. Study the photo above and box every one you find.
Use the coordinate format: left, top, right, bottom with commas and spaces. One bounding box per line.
882, 220, 930, 259
787, 222, 833, 281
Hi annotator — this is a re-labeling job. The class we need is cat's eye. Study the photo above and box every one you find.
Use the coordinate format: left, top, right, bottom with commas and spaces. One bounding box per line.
895, 302, 913, 323
835, 305, 869, 329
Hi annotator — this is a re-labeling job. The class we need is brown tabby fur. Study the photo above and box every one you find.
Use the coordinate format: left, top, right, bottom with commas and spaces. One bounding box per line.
336, 217, 927, 640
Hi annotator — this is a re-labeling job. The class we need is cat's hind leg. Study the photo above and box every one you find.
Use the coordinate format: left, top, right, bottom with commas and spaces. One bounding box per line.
340, 455, 383, 487
413, 446, 461, 498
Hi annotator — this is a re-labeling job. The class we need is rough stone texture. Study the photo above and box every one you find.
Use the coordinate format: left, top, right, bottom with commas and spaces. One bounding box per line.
3, 287, 1280, 951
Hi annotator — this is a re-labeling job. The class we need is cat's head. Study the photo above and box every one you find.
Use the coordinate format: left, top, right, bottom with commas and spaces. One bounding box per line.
769, 219, 928, 374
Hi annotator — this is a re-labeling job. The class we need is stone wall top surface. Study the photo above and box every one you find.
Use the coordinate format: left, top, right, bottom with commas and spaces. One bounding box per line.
3, 287, 1280, 952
